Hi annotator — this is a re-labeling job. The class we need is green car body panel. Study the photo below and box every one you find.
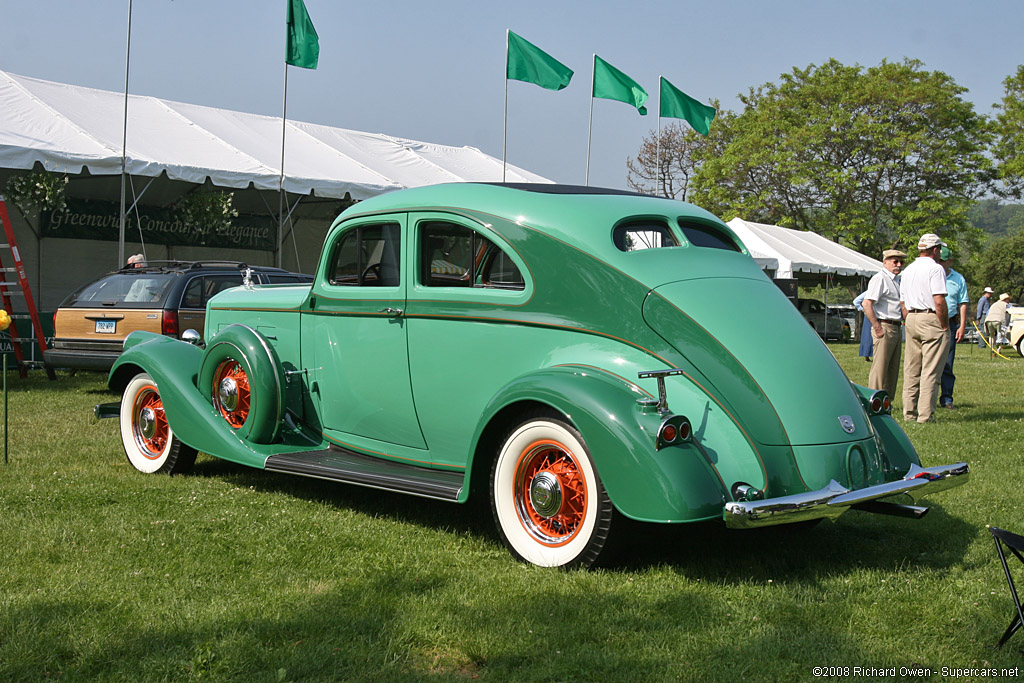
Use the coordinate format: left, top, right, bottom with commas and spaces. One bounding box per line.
108, 183, 965, 546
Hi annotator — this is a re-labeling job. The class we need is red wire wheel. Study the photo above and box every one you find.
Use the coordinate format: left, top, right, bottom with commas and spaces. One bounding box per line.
119, 373, 197, 475
132, 383, 169, 459
212, 359, 251, 429
514, 439, 589, 545
491, 416, 614, 568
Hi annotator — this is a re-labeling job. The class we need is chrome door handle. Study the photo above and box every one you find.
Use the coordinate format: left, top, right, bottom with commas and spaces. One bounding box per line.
378, 307, 404, 317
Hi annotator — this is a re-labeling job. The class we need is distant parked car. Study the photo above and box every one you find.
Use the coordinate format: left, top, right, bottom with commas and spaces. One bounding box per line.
1009, 304, 1024, 357
829, 304, 857, 340
798, 299, 844, 340
47, 261, 312, 371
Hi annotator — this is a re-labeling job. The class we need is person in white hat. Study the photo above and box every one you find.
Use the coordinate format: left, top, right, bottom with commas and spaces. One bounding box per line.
976, 286, 994, 348
899, 233, 949, 423
985, 292, 1012, 357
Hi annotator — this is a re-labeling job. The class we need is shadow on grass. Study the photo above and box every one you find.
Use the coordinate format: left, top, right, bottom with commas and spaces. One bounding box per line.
187, 456, 976, 584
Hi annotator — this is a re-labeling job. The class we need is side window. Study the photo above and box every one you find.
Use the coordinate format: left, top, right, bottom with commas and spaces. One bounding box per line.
182, 278, 204, 309
328, 223, 402, 287
613, 222, 677, 252
420, 221, 524, 290
181, 275, 242, 308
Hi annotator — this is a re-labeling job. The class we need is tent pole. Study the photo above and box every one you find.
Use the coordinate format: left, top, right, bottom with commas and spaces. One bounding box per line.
118, 0, 133, 268
278, 64, 288, 269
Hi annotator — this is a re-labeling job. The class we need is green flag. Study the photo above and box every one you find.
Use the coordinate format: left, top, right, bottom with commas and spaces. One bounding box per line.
660, 77, 716, 135
592, 55, 647, 115
286, 0, 319, 69
506, 31, 573, 91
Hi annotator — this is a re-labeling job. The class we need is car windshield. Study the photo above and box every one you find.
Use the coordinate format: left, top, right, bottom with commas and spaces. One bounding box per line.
66, 273, 175, 308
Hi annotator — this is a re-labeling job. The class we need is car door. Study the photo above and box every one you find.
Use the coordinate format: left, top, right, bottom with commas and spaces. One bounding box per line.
303, 215, 427, 449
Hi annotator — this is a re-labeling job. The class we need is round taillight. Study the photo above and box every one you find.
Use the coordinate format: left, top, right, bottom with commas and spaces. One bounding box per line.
678, 419, 691, 441
870, 396, 883, 413
662, 424, 678, 443
882, 397, 891, 413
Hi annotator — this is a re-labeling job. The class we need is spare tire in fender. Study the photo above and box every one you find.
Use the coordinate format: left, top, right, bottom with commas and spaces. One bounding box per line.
198, 324, 284, 444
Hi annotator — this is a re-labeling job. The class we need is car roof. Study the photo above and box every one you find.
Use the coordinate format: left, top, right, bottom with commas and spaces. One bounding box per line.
337, 182, 730, 255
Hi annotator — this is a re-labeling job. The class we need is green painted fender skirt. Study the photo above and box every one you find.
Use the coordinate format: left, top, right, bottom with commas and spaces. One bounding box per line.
474, 365, 729, 523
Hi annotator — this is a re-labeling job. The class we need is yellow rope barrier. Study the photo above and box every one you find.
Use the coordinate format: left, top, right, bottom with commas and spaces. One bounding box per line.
971, 319, 1016, 361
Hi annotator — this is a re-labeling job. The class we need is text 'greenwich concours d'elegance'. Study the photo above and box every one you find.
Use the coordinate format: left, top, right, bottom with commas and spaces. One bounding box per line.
100, 183, 969, 569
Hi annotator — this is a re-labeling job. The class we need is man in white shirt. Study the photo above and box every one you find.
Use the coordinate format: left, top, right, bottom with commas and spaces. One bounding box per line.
862, 249, 905, 398
899, 233, 949, 423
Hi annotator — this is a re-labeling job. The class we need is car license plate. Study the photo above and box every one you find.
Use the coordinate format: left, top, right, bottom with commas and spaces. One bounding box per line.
95, 320, 116, 334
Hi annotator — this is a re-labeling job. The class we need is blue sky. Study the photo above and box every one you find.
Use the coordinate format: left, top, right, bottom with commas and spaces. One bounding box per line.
2, 0, 1022, 190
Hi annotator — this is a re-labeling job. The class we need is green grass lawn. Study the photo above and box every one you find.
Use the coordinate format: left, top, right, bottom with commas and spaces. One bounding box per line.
2, 344, 1023, 681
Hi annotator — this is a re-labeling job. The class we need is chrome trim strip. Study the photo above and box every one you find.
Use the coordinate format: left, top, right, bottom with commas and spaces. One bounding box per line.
723, 461, 969, 529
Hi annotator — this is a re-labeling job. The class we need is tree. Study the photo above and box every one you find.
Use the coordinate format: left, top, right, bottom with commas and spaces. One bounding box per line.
993, 65, 1024, 198
687, 59, 992, 257
626, 112, 726, 201
974, 232, 1024, 303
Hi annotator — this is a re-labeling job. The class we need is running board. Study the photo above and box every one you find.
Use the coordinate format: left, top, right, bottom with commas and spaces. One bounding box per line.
264, 445, 464, 502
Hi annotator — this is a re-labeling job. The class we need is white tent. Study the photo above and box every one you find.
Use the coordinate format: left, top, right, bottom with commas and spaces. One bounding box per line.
727, 217, 884, 280
0, 70, 553, 311
0, 70, 549, 197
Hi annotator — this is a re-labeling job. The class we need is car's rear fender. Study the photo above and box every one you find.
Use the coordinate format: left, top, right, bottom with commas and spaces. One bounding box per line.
109, 331, 271, 469
471, 365, 732, 523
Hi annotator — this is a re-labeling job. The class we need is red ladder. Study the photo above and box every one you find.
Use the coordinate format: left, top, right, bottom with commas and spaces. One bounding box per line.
0, 200, 56, 380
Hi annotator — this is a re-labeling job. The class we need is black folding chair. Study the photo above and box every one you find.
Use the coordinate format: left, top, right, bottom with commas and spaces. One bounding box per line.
990, 527, 1024, 647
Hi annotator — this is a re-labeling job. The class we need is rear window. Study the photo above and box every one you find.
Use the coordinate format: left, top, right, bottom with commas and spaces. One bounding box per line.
64, 273, 176, 308
613, 222, 677, 252
676, 220, 742, 252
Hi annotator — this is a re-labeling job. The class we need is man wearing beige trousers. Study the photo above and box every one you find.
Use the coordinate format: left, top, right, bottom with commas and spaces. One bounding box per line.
899, 233, 949, 423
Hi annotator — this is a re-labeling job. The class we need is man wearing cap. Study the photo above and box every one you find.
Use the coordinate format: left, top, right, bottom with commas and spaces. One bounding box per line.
862, 249, 905, 398
976, 287, 994, 348
899, 233, 949, 423
938, 246, 969, 409
985, 293, 1012, 357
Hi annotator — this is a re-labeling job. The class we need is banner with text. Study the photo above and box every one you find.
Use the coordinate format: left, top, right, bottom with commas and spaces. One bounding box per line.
42, 200, 276, 251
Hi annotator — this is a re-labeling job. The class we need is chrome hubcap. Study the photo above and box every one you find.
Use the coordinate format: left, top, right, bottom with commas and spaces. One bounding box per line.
138, 407, 156, 440
218, 377, 238, 412
529, 471, 563, 518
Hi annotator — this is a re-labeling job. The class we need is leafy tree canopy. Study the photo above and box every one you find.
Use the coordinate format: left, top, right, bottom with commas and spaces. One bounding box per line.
993, 65, 1024, 198
684, 58, 992, 258
974, 232, 1024, 304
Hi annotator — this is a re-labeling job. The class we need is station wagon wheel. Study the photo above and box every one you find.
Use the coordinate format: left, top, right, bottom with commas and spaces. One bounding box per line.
119, 372, 197, 475
211, 359, 251, 429
491, 415, 613, 569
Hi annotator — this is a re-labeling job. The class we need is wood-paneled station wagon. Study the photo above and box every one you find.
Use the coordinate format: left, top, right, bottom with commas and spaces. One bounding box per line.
102, 184, 968, 569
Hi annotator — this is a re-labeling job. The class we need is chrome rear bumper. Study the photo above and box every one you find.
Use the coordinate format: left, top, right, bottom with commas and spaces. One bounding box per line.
723, 462, 969, 529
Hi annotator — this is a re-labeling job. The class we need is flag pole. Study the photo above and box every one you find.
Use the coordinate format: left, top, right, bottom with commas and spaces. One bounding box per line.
278, 62, 288, 269
118, 0, 133, 268
657, 78, 662, 197
585, 55, 595, 186
502, 29, 509, 182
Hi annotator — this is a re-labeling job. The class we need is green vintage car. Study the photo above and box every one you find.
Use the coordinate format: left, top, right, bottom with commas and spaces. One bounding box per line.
105, 183, 968, 569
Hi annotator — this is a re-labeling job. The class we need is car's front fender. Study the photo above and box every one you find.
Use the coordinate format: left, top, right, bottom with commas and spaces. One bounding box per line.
473, 365, 729, 523
108, 331, 270, 469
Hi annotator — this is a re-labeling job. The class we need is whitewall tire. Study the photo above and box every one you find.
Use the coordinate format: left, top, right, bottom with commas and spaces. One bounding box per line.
490, 414, 613, 569
120, 373, 197, 475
